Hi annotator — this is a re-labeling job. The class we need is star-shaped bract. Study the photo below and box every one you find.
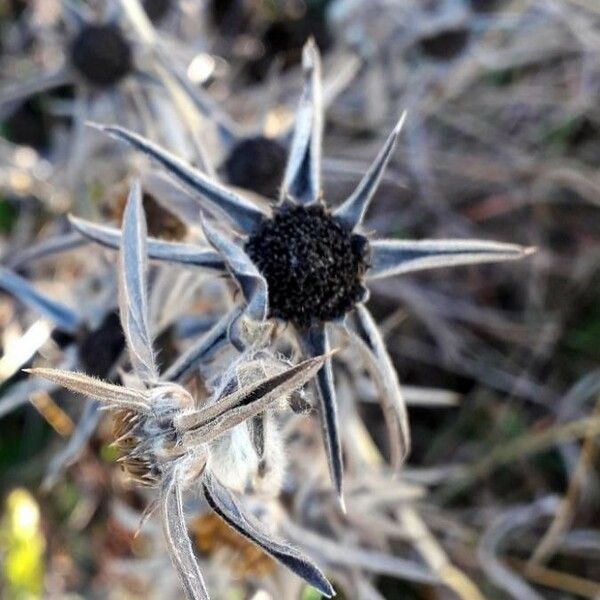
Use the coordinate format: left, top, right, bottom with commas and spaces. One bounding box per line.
0, 4, 137, 118
70, 40, 534, 504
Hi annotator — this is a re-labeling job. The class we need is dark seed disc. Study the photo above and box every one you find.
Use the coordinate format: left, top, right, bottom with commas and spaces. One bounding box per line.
223, 136, 287, 200
78, 310, 125, 378
245, 204, 369, 328
70, 24, 132, 88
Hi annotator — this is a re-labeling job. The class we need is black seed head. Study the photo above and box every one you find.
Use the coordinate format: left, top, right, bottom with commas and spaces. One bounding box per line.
79, 310, 125, 378
4, 98, 51, 151
223, 136, 287, 200
70, 24, 132, 88
245, 9, 332, 81
245, 204, 369, 329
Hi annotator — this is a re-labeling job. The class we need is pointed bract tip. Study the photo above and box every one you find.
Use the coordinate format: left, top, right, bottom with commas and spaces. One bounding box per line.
303, 349, 338, 374
523, 246, 538, 257
338, 493, 347, 515
23, 367, 54, 381
319, 580, 336, 598
302, 37, 319, 70
23, 367, 51, 377
86, 122, 125, 142
84, 120, 105, 132
67, 214, 86, 235
394, 110, 408, 135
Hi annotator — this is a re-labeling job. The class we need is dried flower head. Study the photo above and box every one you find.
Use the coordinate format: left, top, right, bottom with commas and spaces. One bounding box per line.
29, 181, 334, 599
70, 40, 534, 505
70, 23, 133, 88
111, 383, 193, 487
160, 48, 358, 200
0, 2, 160, 207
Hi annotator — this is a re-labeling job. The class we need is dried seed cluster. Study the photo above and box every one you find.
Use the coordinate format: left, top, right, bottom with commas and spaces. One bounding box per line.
112, 407, 181, 487
245, 204, 370, 328
70, 24, 132, 88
